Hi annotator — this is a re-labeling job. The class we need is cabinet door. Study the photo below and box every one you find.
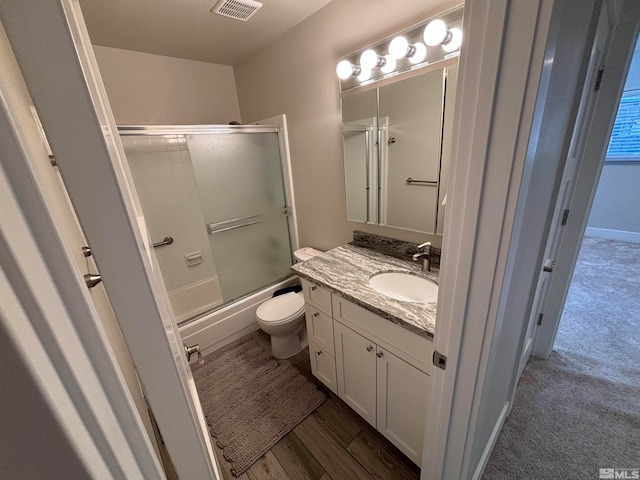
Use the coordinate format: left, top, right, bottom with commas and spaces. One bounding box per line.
305, 305, 334, 355
309, 341, 337, 394
334, 322, 377, 426
376, 347, 429, 465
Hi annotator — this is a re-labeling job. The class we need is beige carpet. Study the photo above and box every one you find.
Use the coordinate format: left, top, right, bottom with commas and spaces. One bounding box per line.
191, 335, 327, 476
483, 237, 640, 479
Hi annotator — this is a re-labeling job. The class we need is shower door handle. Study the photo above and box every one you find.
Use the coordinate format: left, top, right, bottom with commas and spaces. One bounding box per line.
207, 214, 263, 234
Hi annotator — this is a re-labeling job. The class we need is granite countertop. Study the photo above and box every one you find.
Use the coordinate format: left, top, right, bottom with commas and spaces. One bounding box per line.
291, 244, 438, 338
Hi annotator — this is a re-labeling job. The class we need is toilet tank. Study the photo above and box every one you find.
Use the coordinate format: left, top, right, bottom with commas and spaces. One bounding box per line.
293, 247, 324, 262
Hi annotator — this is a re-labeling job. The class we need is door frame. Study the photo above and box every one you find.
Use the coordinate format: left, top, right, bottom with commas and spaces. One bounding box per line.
422, 0, 621, 478
423, 1, 557, 477
0, 27, 163, 478
0, 1, 221, 478
533, 4, 640, 358
514, 0, 613, 382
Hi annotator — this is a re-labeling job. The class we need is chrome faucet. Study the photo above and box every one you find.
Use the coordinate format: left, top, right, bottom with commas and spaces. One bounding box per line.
412, 242, 432, 272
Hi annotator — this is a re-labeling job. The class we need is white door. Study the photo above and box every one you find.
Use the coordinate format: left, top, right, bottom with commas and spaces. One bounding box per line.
334, 322, 377, 426
516, 16, 610, 377
0, 1, 222, 478
376, 347, 429, 465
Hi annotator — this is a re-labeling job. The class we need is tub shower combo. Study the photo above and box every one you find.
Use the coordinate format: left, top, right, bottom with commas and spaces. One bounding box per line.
120, 123, 299, 353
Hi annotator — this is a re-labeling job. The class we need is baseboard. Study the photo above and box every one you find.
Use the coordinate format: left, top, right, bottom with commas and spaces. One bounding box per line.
585, 227, 640, 244
471, 401, 510, 480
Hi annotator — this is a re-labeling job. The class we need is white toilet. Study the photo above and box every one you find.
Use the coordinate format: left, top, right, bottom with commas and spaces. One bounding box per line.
255, 247, 324, 359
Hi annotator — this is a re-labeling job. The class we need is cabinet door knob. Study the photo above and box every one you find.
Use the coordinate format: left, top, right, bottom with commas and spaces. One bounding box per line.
311, 286, 317, 291
317, 350, 322, 356
366, 345, 373, 352
313, 312, 320, 317
376, 351, 384, 358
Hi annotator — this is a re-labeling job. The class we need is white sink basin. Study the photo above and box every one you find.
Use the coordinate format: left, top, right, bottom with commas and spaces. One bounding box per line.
369, 272, 438, 304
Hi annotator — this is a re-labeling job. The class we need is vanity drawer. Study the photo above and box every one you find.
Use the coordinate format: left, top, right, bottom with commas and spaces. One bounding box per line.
305, 305, 334, 355
332, 294, 432, 374
301, 279, 332, 316
309, 340, 337, 394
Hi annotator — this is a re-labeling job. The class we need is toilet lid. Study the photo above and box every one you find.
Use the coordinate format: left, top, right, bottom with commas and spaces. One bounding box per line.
256, 292, 305, 324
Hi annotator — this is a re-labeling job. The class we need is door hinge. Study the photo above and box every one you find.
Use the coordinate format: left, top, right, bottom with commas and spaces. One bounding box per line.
561, 209, 570, 226
594, 66, 605, 91
543, 259, 556, 273
537, 313, 544, 326
49, 155, 57, 167
433, 351, 447, 370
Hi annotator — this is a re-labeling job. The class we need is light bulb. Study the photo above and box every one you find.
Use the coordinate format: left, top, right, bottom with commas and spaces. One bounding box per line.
336, 60, 355, 80
409, 42, 427, 64
442, 28, 463, 53
380, 55, 396, 74
360, 49, 381, 70
357, 68, 372, 82
424, 19, 448, 46
389, 36, 410, 60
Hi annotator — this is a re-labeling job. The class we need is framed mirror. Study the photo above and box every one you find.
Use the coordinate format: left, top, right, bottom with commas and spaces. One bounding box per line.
342, 89, 377, 223
341, 62, 458, 234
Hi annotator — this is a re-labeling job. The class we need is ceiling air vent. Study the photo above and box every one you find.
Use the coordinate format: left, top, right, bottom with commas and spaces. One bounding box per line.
211, 0, 263, 21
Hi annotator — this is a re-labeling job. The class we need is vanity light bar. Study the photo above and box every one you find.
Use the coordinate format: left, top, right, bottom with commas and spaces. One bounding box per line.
336, 5, 463, 89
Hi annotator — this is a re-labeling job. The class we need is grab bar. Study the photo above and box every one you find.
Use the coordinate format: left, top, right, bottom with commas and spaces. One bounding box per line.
152, 236, 174, 248
207, 209, 291, 235
210, 220, 262, 234
207, 214, 262, 235
406, 177, 437, 186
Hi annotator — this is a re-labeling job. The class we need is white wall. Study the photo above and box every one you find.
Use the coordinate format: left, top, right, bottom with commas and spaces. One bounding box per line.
124, 137, 223, 322
93, 46, 241, 125
587, 39, 640, 241
234, 0, 459, 250
587, 162, 640, 241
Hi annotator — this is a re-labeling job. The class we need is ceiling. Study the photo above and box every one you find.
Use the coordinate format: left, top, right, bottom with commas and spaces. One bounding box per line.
78, 0, 334, 66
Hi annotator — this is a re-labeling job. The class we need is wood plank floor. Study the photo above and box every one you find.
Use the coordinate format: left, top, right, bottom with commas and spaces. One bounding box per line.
199, 330, 421, 480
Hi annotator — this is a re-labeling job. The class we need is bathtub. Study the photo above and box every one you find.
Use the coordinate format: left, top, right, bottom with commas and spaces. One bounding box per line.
179, 276, 300, 358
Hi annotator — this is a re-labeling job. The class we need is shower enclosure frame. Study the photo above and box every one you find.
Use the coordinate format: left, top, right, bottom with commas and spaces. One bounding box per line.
119, 121, 301, 337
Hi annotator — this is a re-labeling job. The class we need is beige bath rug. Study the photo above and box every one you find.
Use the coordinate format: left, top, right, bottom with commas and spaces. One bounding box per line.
191, 334, 327, 476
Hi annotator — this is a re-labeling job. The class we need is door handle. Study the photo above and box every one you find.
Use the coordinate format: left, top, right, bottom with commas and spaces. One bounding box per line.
84, 273, 102, 289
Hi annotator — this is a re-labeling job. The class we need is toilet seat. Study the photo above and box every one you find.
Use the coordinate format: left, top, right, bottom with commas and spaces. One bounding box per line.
256, 292, 304, 325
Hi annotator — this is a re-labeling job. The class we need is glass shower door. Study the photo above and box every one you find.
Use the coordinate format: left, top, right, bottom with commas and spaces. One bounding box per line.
187, 131, 293, 302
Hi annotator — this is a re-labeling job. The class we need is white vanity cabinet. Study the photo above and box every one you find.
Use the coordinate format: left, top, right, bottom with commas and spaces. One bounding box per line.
300, 278, 433, 465
334, 322, 378, 425
375, 344, 429, 465
333, 298, 430, 465
302, 279, 337, 394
